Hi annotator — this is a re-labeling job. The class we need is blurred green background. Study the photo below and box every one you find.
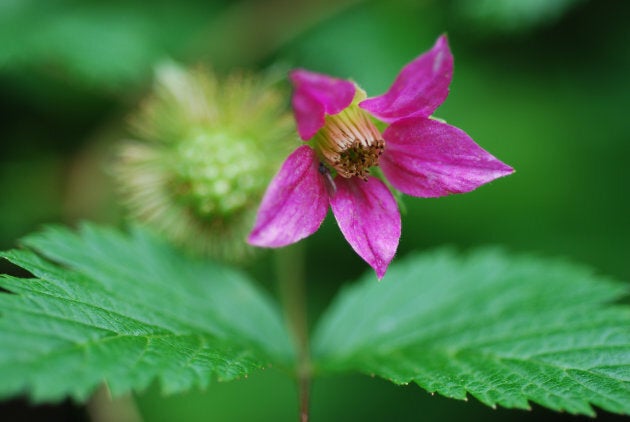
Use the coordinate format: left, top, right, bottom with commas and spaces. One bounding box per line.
1, 0, 629, 421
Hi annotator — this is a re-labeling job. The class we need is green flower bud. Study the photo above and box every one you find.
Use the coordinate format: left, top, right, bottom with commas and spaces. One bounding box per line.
115, 63, 294, 261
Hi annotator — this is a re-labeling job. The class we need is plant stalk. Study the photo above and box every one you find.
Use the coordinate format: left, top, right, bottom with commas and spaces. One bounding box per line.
274, 243, 310, 422
87, 384, 143, 422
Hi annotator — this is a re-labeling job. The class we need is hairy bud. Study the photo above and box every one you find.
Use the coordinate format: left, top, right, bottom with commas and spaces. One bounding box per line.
115, 64, 294, 261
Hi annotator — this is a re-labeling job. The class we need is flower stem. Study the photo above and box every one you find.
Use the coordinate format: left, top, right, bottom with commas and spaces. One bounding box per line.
87, 384, 143, 422
274, 243, 311, 422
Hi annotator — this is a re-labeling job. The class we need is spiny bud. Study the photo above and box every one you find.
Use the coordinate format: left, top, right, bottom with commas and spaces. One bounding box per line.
114, 63, 294, 261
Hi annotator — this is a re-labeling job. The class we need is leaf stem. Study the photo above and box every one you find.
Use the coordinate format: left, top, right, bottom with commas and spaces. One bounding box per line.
274, 243, 311, 422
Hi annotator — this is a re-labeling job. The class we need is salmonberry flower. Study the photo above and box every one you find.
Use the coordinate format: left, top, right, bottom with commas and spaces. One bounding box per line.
248, 35, 513, 278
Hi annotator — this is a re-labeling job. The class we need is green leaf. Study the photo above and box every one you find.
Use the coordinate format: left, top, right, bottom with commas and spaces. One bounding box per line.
454, 0, 586, 34
313, 248, 630, 416
0, 1, 223, 87
0, 224, 292, 402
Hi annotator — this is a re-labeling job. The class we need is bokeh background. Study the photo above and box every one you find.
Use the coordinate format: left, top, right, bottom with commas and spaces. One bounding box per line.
1, 0, 629, 421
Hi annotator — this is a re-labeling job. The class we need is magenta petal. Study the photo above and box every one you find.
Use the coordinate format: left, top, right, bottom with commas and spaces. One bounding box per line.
290, 69, 356, 140
359, 35, 453, 122
248, 145, 329, 247
381, 117, 514, 198
330, 177, 401, 279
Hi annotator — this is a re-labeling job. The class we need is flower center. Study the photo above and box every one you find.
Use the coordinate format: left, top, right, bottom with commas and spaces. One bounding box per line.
313, 104, 384, 180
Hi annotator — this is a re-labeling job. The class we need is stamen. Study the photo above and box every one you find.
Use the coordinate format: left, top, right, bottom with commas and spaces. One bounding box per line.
313, 104, 384, 180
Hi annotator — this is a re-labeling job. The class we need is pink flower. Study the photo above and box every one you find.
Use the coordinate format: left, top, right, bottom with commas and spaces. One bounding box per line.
248, 35, 513, 279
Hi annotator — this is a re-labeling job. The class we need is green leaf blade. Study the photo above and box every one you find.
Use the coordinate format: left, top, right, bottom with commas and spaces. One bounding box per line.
0, 224, 292, 402
312, 248, 630, 416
